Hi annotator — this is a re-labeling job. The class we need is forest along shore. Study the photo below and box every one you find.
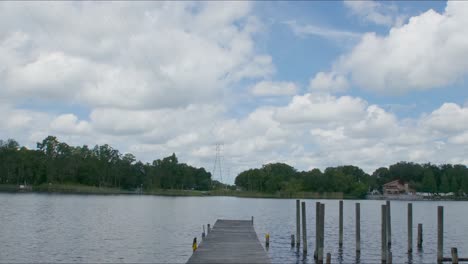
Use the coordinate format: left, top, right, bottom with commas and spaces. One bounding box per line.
2, 136, 468, 200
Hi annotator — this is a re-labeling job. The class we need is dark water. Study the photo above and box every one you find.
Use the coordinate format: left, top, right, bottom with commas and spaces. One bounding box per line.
1, 193, 467, 263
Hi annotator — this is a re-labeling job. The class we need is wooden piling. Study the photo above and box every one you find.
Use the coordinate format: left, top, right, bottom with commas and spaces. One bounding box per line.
291, 234, 295, 247
339, 200, 343, 247
296, 200, 301, 247
386, 200, 391, 247
326, 253, 331, 264
452, 248, 459, 264
318, 203, 325, 263
202, 225, 206, 239
417, 223, 423, 248
302, 201, 308, 253
356, 202, 361, 253
408, 203, 412, 253
438, 206, 444, 263
207, 224, 211, 234
251, 216, 254, 225
315, 202, 320, 259
382, 204, 388, 263
388, 251, 392, 264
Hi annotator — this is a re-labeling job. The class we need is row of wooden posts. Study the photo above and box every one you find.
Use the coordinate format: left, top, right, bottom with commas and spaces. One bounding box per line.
288, 200, 465, 263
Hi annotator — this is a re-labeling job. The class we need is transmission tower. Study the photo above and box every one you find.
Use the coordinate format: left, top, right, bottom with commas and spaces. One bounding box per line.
212, 143, 224, 185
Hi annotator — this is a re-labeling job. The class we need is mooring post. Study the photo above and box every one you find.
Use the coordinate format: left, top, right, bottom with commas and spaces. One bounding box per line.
192, 237, 198, 252
417, 223, 423, 248
356, 202, 361, 253
388, 251, 392, 264
202, 225, 206, 239
207, 224, 211, 234
386, 200, 391, 247
252, 216, 254, 225
302, 201, 308, 254
326, 253, 331, 264
408, 203, 413, 253
291, 234, 295, 247
382, 204, 388, 263
315, 202, 320, 259
318, 203, 325, 263
296, 199, 301, 248
339, 200, 343, 247
452, 248, 459, 264
438, 206, 444, 263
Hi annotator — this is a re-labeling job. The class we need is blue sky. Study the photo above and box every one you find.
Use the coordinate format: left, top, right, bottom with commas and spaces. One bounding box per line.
1, 1, 468, 183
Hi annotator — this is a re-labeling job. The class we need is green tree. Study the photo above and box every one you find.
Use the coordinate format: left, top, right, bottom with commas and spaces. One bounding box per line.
439, 174, 450, 193
422, 169, 437, 193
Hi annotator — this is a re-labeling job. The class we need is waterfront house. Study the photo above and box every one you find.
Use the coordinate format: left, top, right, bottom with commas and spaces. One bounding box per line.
383, 180, 411, 195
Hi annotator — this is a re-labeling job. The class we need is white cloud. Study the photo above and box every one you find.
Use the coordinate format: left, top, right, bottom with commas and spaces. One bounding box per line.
50, 114, 91, 135
1, 1, 468, 183
309, 71, 349, 93
250, 81, 297, 96
0, 2, 273, 109
329, 1, 468, 94
284, 20, 360, 40
344, 0, 406, 27
422, 103, 468, 133
273, 93, 367, 124
318, 1, 468, 94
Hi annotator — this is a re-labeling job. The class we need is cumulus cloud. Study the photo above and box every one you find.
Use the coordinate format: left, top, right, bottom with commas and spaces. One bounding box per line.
1, 1, 468, 183
0, 2, 273, 109
317, 1, 468, 94
273, 93, 367, 124
309, 71, 349, 93
250, 81, 297, 96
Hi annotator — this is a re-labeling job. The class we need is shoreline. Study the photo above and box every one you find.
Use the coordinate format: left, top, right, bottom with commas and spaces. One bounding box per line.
1, 184, 467, 201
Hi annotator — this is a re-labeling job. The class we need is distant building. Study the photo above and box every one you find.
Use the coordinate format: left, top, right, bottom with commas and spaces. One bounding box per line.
383, 180, 412, 195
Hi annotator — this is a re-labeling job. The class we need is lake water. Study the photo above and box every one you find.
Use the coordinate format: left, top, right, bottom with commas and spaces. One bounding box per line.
1, 193, 467, 263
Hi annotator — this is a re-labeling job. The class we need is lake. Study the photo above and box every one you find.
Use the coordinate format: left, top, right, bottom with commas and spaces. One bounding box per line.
1, 193, 467, 263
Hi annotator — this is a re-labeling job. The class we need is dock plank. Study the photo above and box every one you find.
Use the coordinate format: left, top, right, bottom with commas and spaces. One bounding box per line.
186, 219, 270, 264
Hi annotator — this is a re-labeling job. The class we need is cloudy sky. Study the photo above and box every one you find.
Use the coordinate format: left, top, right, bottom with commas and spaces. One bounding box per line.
1, 1, 468, 183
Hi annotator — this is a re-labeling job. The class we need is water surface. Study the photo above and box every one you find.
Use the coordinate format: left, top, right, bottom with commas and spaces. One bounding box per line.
1, 193, 467, 263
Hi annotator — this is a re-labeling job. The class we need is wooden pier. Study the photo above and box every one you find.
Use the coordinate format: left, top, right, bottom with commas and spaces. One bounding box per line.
187, 219, 270, 264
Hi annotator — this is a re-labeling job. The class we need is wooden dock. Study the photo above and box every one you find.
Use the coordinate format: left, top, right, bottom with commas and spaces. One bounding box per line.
186, 219, 270, 264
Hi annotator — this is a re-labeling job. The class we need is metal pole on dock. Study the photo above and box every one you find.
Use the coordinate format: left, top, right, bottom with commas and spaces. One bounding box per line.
417, 224, 423, 248
315, 202, 320, 259
438, 206, 444, 263
296, 199, 301, 248
339, 200, 343, 247
382, 204, 388, 263
386, 200, 391, 247
356, 202, 361, 253
302, 201, 308, 254
452, 248, 459, 264
408, 203, 413, 253
318, 203, 325, 263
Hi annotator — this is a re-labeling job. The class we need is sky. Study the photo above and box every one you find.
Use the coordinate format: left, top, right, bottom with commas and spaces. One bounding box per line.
1, 1, 468, 184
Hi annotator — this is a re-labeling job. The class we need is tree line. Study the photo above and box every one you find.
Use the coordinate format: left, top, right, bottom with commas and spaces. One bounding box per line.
235, 162, 468, 197
0, 136, 212, 190
2, 136, 468, 196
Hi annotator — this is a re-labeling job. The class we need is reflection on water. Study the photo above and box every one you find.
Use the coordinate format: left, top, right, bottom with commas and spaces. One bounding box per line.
1, 193, 467, 263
